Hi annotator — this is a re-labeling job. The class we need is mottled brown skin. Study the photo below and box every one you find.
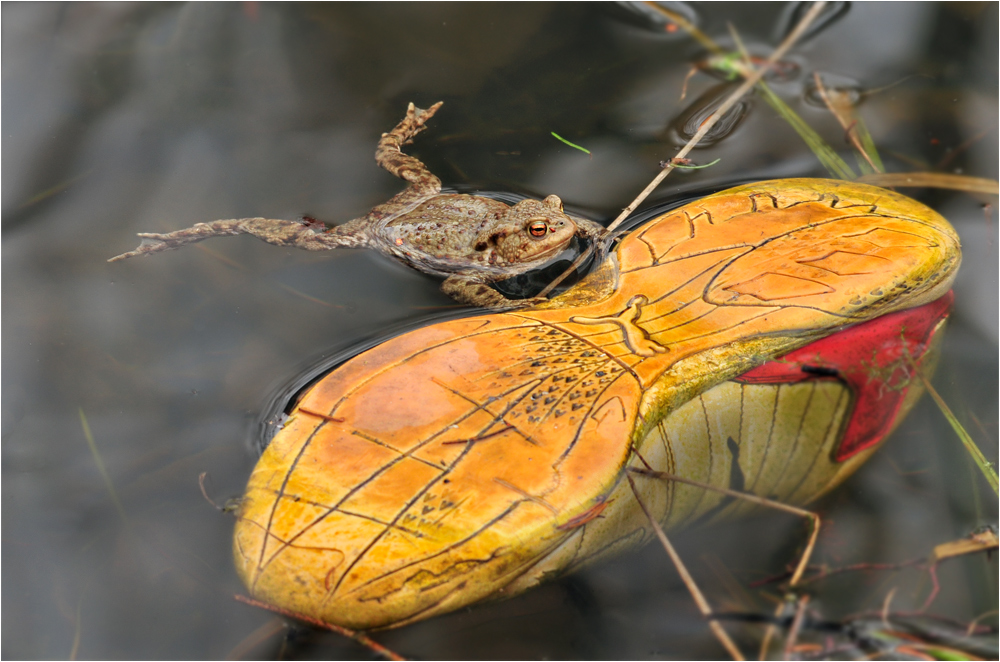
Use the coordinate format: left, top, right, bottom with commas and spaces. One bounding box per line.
109, 102, 605, 309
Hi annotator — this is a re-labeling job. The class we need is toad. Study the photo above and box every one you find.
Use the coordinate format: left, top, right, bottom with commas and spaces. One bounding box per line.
109, 102, 605, 309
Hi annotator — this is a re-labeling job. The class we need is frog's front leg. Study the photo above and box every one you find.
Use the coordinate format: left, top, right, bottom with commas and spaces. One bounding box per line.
574, 217, 610, 244
441, 274, 545, 310
108, 217, 367, 262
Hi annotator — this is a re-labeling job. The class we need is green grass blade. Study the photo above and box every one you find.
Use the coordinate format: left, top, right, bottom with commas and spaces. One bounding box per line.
672, 158, 721, 170
551, 132, 591, 155
722, 25, 856, 180
755, 81, 857, 180
914, 370, 999, 495
854, 152, 876, 175
854, 117, 884, 172
925, 648, 975, 661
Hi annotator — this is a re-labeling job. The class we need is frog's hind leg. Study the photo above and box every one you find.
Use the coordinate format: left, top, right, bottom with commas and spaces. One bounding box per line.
441, 273, 546, 310
367, 102, 445, 223
108, 217, 365, 262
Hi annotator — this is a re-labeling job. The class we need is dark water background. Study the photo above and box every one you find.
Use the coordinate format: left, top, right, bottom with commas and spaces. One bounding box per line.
3, 3, 997, 659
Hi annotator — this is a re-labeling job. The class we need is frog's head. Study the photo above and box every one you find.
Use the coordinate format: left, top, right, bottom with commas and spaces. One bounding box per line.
478, 195, 578, 264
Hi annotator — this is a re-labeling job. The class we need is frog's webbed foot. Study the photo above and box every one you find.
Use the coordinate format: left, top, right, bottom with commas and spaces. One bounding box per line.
441, 274, 545, 310
108, 218, 365, 263
397, 102, 444, 145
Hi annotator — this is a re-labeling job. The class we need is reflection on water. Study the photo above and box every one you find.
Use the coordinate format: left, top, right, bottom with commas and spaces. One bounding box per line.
667, 82, 751, 146
3, 3, 996, 659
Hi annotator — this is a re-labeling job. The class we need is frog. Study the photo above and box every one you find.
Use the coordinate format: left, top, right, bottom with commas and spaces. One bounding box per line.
109, 102, 606, 309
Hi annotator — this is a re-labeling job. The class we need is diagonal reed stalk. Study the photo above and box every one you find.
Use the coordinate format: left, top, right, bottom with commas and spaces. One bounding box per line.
604, 1, 830, 236
538, 1, 830, 298
79, 408, 128, 523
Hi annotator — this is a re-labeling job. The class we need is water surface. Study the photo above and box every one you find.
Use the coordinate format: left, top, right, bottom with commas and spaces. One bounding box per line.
3, 3, 997, 659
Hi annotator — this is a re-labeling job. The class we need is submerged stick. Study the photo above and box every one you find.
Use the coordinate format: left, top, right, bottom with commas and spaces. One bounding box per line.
233, 594, 405, 661
628, 468, 821, 587
626, 473, 746, 660
627, 463, 823, 660
782, 594, 811, 659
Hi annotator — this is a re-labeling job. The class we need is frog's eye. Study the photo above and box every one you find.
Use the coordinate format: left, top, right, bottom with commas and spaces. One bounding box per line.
528, 220, 549, 238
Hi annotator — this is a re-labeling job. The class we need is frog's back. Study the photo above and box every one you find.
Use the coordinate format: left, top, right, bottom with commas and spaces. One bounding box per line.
376, 194, 510, 274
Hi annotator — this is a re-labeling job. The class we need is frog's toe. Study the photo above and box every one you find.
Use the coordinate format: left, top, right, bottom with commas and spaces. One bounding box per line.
107, 250, 138, 263
107, 236, 171, 262
520, 295, 551, 308
411, 101, 444, 125
576, 219, 609, 240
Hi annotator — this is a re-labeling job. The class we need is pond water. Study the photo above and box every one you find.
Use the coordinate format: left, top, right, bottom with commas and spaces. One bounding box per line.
3, 3, 997, 659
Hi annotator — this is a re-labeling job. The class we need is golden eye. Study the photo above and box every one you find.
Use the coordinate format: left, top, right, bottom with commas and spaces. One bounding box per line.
529, 221, 549, 238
